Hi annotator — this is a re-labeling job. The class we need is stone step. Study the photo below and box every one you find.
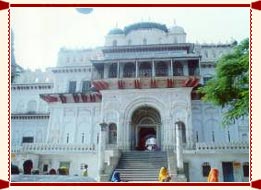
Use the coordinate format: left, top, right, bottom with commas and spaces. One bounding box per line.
113, 151, 168, 181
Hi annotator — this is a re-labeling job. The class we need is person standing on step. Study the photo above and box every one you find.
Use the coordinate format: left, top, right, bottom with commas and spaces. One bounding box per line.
111, 171, 122, 182
207, 168, 219, 182
83, 164, 88, 177
158, 167, 171, 182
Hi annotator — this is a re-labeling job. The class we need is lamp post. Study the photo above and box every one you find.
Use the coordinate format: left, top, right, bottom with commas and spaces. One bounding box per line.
97, 121, 108, 179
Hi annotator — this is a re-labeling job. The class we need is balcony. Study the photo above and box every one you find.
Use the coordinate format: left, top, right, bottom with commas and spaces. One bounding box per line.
195, 142, 249, 153
11, 143, 96, 154
93, 76, 200, 90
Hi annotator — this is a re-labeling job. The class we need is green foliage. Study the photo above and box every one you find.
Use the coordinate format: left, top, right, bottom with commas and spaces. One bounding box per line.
198, 39, 249, 125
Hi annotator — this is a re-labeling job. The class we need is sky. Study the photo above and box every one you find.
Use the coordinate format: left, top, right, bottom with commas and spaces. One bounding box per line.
11, 7, 249, 71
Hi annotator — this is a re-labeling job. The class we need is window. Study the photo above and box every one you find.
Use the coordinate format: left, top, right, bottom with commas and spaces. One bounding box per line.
82, 81, 91, 92
243, 162, 249, 177
212, 131, 215, 142
66, 133, 69, 144
174, 62, 183, 76
188, 60, 199, 76
227, 131, 231, 142
196, 131, 199, 143
22, 136, 34, 143
123, 63, 135, 78
69, 81, 77, 93
109, 63, 117, 78
156, 62, 168, 76
43, 164, 48, 172
139, 62, 152, 77
128, 40, 132, 45
108, 123, 117, 144
202, 162, 211, 177
203, 76, 212, 84
81, 133, 85, 143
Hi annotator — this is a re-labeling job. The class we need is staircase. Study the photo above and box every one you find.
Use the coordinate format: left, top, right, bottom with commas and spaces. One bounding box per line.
114, 151, 168, 181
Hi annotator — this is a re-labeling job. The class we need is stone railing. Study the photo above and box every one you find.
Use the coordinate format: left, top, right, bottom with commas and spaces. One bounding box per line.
195, 142, 249, 153
11, 143, 96, 154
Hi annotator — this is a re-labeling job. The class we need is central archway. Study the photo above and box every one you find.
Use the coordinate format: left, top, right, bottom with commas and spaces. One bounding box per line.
130, 106, 161, 150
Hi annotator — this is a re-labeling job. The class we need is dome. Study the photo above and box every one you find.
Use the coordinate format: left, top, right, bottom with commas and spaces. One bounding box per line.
108, 28, 124, 35
169, 25, 185, 34
124, 22, 168, 34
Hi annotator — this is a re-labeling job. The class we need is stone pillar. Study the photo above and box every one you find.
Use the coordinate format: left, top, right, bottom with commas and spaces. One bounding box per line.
117, 61, 120, 78
170, 59, 173, 76
97, 122, 108, 180
183, 61, 189, 76
152, 60, 155, 77
176, 122, 184, 173
104, 64, 109, 79
135, 60, 139, 78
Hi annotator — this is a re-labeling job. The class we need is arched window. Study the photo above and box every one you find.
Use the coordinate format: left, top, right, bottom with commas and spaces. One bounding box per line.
202, 162, 211, 177
139, 62, 152, 77
156, 62, 168, 76
108, 123, 117, 144
174, 61, 183, 76
123, 62, 135, 78
113, 40, 117, 47
128, 39, 132, 45
108, 63, 117, 78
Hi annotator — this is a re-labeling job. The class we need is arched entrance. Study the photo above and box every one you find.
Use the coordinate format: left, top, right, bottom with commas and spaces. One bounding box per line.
23, 160, 33, 174
131, 106, 161, 150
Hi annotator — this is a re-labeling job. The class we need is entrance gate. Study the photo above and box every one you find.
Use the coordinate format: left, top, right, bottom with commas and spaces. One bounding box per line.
130, 106, 161, 150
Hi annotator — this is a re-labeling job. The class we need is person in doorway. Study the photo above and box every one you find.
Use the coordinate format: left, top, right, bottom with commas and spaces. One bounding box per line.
158, 167, 171, 182
111, 171, 122, 182
83, 164, 88, 177
207, 168, 219, 182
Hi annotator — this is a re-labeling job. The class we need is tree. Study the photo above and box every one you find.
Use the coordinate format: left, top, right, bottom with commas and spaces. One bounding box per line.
198, 38, 249, 125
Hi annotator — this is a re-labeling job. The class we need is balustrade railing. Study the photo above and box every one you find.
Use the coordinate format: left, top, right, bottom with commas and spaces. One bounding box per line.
11, 143, 96, 153
195, 142, 249, 152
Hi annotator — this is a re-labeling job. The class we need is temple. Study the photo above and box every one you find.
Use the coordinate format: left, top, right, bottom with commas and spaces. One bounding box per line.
11, 22, 249, 182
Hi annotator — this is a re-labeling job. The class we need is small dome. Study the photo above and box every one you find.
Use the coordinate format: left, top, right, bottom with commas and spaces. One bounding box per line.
108, 28, 124, 35
170, 25, 185, 34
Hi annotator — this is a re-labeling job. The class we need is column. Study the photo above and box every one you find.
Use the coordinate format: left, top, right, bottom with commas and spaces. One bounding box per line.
117, 61, 120, 78
170, 59, 173, 76
97, 122, 108, 176
183, 61, 189, 76
176, 122, 184, 173
135, 60, 139, 78
103, 64, 109, 79
152, 60, 155, 77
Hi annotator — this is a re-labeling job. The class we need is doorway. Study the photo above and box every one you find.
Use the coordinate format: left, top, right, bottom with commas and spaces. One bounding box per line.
131, 106, 161, 150
222, 162, 235, 182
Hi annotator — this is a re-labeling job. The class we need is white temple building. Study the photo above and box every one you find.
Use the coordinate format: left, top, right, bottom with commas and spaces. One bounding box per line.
11, 22, 249, 182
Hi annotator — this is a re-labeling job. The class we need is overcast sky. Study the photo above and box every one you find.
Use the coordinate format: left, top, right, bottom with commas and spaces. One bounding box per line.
11, 7, 249, 71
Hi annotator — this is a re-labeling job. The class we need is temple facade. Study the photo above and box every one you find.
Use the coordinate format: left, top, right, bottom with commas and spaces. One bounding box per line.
11, 22, 249, 182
